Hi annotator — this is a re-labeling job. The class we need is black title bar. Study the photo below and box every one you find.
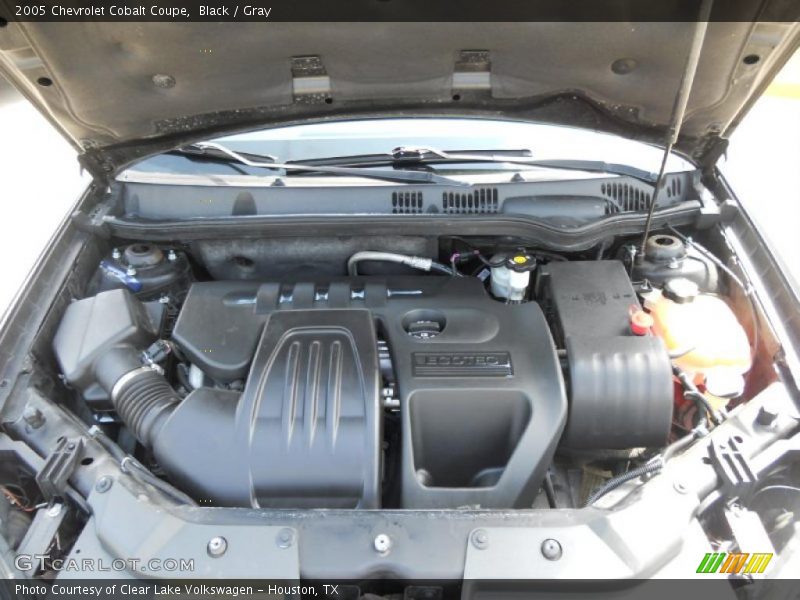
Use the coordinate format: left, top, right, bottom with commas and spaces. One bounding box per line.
2, 0, 799, 22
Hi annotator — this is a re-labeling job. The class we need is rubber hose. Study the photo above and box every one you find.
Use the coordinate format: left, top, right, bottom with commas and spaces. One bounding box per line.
94, 345, 179, 448
112, 369, 180, 447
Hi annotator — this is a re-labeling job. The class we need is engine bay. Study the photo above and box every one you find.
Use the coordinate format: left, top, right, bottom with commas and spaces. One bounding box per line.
2, 9, 800, 586
44, 231, 762, 511
3, 194, 799, 586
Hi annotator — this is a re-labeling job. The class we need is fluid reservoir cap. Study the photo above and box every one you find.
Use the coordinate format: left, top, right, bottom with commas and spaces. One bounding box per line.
506, 253, 536, 273
663, 277, 699, 304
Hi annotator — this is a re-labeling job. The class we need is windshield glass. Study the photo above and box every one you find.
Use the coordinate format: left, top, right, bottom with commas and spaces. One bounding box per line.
126, 117, 693, 179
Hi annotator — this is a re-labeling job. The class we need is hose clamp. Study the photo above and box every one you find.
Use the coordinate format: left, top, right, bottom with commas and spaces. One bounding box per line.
110, 366, 157, 403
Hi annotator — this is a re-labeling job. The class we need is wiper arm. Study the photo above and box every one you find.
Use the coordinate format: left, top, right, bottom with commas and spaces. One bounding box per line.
290, 146, 659, 185
517, 159, 658, 184
289, 147, 533, 167
173, 142, 469, 186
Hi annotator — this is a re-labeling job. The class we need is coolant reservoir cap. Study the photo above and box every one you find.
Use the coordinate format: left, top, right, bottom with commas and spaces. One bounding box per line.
663, 277, 699, 304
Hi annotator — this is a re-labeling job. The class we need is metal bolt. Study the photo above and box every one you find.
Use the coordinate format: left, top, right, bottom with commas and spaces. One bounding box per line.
471, 529, 489, 550
126, 266, 137, 277
167, 250, 177, 261
22, 405, 46, 429
373, 533, 392, 555
276, 528, 294, 549
541, 538, 562, 561
207, 536, 227, 557
111, 248, 121, 260
47, 504, 63, 518
158, 294, 170, 304
95, 476, 113, 493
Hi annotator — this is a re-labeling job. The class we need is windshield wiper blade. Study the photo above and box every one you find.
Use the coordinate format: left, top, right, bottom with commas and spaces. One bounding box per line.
288, 147, 532, 168
290, 147, 659, 185
518, 159, 658, 184
172, 142, 469, 186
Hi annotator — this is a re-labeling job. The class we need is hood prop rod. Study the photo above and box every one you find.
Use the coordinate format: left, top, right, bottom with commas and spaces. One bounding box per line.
639, 0, 713, 260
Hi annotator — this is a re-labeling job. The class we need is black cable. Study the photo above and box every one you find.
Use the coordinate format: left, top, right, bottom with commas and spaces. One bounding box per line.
89, 426, 196, 506
586, 425, 707, 507
476, 253, 508, 268
662, 426, 706, 462
543, 471, 557, 508
673, 364, 724, 426
530, 250, 568, 262
584, 460, 663, 507
446, 235, 566, 267
666, 226, 748, 292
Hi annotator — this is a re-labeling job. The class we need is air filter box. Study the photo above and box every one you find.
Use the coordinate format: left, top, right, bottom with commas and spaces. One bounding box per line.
537, 261, 673, 449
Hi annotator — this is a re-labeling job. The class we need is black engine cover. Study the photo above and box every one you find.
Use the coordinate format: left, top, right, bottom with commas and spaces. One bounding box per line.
168, 276, 567, 509
157, 309, 381, 508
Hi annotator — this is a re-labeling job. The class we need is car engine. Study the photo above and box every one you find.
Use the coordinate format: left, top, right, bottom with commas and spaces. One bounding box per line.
50, 242, 684, 510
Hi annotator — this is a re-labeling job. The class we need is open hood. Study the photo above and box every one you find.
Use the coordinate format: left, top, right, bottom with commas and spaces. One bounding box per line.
1, 18, 798, 178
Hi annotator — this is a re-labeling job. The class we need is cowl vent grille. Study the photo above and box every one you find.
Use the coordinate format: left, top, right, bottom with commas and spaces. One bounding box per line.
666, 176, 682, 198
443, 188, 499, 214
391, 191, 424, 214
602, 182, 651, 214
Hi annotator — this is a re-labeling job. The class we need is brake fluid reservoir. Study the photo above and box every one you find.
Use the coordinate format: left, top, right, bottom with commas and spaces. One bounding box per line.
490, 252, 536, 302
645, 278, 751, 377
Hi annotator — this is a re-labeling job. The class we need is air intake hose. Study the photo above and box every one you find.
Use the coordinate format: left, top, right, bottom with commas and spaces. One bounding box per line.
52, 289, 184, 451
94, 346, 180, 447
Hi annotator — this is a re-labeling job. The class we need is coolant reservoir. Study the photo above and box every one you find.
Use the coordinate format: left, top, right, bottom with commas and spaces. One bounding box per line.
645, 278, 751, 379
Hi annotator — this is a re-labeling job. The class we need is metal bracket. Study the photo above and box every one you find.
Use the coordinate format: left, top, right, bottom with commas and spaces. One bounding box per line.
707, 435, 757, 500
36, 436, 84, 501
452, 50, 491, 93
291, 55, 331, 104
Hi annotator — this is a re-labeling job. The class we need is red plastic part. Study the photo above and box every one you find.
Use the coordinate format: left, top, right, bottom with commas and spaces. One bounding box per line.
630, 309, 654, 336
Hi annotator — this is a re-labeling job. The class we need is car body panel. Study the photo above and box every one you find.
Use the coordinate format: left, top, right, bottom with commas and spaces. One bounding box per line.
1, 20, 799, 176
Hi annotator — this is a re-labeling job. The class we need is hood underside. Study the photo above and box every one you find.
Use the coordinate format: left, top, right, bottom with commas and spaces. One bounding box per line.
1, 19, 798, 176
